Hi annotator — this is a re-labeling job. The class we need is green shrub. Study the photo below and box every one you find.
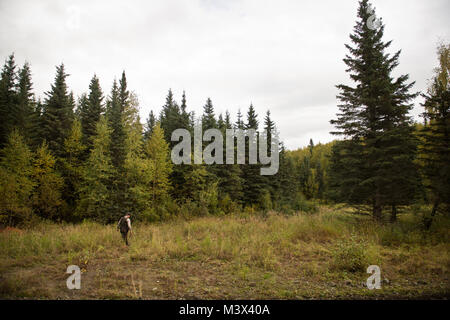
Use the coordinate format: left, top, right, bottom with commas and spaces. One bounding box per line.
331, 234, 368, 273
140, 208, 159, 223
218, 194, 240, 215
292, 193, 318, 214
258, 190, 272, 213
278, 204, 294, 215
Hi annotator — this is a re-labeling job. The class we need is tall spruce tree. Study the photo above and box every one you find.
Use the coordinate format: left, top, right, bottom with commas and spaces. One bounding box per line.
202, 98, 217, 132
119, 71, 129, 108
0, 54, 18, 148
124, 115, 152, 217
218, 113, 225, 131
308, 139, 314, 156
81, 74, 104, 152
263, 110, 277, 201
42, 64, 74, 158
235, 109, 244, 129
245, 104, 258, 129
225, 111, 232, 129
144, 122, 172, 206
77, 116, 114, 222
201, 98, 220, 178
216, 110, 243, 203
264, 110, 275, 147
330, 0, 418, 220
420, 43, 450, 229
242, 104, 266, 207
144, 110, 156, 141
77, 93, 89, 120
16, 62, 39, 147
273, 143, 297, 208
180, 91, 191, 130
160, 90, 192, 200
68, 92, 76, 115
61, 118, 86, 216
107, 76, 128, 213
107, 79, 126, 168
160, 89, 183, 147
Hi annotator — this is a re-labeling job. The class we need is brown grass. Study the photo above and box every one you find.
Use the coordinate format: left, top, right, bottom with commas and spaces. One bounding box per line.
0, 206, 449, 299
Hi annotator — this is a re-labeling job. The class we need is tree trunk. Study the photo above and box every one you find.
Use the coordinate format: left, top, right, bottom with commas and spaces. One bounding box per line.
424, 199, 440, 230
373, 194, 383, 221
390, 205, 397, 223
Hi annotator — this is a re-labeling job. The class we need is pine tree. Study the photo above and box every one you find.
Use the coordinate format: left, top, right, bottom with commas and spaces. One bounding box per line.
68, 91, 76, 115
202, 98, 217, 131
106, 78, 128, 213
216, 110, 243, 203
41, 64, 74, 158
160, 89, 183, 147
124, 92, 140, 131
31, 141, 64, 221
201, 98, 219, 176
34, 98, 45, 146
190, 165, 219, 214
184, 165, 211, 204
61, 118, 86, 215
225, 111, 232, 129
218, 113, 225, 131
420, 43, 450, 228
107, 79, 126, 169
274, 143, 297, 208
80, 74, 104, 152
235, 109, 244, 129
0, 54, 18, 148
180, 91, 188, 115
308, 139, 314, 156
330, 0, 418, 220
217, 162, 243, 204
144, 122, 173, 206
160, 90, 192, 200
242, 104, 266, 207
264, 110, 275, 147
245, 104, 258, 130
119, 71, 129, 111
16, 62, 39, 147
180, 90, 191, 130
77, 93, 89, 119
144, 110, 156, 141
263, 110, 277, 201
0, 130, 34, 226
124, 116, 152, 216
77, 116, 114, 222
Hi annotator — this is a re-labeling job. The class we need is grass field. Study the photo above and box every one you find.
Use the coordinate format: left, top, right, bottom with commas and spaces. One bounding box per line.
0, 206, 449, 299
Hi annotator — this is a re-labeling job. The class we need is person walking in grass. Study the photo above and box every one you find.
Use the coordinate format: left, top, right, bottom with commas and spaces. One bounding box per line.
117, 213, 133, 246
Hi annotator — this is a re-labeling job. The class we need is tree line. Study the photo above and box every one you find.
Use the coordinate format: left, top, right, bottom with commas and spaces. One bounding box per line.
0, 0, 448, 227
0, 57, 308, 225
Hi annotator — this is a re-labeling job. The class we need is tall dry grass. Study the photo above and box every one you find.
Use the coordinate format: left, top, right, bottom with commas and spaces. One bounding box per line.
1, 206, 448, 274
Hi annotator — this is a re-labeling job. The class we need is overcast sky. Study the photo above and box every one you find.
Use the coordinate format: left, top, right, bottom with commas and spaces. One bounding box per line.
1, 0, 449, 149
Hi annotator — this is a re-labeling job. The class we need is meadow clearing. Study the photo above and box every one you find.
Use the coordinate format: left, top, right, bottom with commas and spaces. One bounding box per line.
0, 205, 449, 299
